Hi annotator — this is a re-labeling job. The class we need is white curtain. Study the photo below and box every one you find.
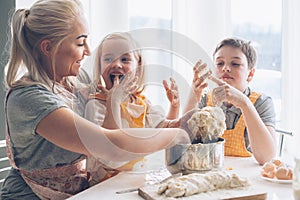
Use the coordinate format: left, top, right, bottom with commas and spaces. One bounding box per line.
281, 0, 300, 158
172, 0, 231, 55
82, 0, 129, 51
171, 0, 231, 109
81, 0, 129, 77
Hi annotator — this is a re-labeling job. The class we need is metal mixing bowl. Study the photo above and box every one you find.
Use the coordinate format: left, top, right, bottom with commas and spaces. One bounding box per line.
165, 138, 224, 174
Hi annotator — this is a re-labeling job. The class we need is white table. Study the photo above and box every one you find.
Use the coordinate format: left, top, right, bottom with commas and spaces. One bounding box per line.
68, 154, 294, 200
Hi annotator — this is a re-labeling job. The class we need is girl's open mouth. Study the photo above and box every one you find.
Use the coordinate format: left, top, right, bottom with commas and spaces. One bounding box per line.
110, 74, 125, 85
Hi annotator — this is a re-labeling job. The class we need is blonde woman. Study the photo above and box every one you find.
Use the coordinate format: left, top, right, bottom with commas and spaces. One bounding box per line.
1, 0, 190, 199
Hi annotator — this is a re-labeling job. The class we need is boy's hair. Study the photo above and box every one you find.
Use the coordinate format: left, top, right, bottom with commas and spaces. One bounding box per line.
213, 38, 257, 69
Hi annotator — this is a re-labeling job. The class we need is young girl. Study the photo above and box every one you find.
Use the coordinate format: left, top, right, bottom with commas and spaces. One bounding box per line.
85, 32, 180, 128
1, 1, 190, 199
84, 32, 185, 183
185, 38, 276, 165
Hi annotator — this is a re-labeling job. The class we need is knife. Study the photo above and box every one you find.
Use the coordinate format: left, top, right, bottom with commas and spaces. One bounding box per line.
116, 172, 182, 194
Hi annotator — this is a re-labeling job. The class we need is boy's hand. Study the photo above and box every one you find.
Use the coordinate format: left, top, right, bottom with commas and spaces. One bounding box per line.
212, 83, 247, 108
192, 60, 210, 101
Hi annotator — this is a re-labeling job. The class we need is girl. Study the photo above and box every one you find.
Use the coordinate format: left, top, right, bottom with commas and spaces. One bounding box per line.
84, 32, 192, 183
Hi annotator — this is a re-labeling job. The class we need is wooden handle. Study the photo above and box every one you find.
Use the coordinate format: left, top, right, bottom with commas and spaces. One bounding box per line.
221, 192, 267, 200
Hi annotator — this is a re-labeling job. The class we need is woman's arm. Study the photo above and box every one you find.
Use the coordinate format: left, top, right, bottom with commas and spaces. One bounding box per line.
36, 107, 190, 162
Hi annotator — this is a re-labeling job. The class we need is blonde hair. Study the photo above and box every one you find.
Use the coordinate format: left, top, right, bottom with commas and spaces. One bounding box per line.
93, 32, 145, 95
5, 0, 84, 90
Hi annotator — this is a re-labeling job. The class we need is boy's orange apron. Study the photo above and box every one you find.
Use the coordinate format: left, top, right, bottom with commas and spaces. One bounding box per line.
207, 92, 261, 157
5, 90, 89, 200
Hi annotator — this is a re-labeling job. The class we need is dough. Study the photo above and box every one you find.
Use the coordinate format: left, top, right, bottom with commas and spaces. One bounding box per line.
187, 106, 226, 143
157, 171, 249, 198
179, 144, 212, 171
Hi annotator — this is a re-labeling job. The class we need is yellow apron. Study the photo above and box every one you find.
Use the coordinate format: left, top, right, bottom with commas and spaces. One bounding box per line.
118, 95, 147, 169
207, 92, 261, 157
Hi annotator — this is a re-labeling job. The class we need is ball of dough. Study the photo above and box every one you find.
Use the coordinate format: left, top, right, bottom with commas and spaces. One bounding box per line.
271, 159, 282, 168
275, 166, 293, 180
261, 162, 276, 178
187, 106, 226, 143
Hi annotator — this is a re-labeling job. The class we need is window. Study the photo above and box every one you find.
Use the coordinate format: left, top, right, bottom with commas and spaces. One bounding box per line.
14, 0, 284, 120
128, 0, 174, 113
231, 0, 282, 71
16, 0, 34, 8
231, 0, 282, 124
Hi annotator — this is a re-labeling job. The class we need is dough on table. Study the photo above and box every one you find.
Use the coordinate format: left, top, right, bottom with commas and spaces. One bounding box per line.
157, 171, 249, 198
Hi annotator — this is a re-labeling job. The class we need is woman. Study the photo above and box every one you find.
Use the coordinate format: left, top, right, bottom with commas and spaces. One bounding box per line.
0, 0, 190, 199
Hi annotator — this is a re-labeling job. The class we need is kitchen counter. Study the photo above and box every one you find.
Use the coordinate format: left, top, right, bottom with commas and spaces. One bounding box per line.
68, 154, 293, 200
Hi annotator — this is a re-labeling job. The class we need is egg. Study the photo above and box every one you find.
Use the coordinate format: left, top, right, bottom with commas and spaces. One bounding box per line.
275, 166, 293, 180
261, 159, 293, 180
271, 159, 282, 168
261, 162, 276, 178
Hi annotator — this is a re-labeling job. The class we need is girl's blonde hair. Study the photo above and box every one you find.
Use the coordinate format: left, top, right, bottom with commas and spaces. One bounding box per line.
5, 0, 84, 91
93, 32, 145, 95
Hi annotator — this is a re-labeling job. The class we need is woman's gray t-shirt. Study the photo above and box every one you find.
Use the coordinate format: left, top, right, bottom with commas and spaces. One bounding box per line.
1, 69, 91, 199
6, 84, 82, 170
1, 84, 84, 199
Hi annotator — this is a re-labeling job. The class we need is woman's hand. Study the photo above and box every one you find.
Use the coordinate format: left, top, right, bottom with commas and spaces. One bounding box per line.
178, 108, 201, 142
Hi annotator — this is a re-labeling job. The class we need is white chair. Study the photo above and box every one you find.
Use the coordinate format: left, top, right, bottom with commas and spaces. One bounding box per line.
0, 139, 10, 188
276, 129, 293, 157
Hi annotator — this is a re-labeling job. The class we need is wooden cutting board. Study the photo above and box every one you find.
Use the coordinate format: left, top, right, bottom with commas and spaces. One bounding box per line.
138, 184, 267, 200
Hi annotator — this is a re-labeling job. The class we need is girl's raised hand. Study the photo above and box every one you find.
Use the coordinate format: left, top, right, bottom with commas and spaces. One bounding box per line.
163, 77, 180, 108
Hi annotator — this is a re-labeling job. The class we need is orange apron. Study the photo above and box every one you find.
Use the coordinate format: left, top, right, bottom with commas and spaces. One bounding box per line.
207, 92, 261, 157
5, 90, 89, 200
120, 95, 148, 128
